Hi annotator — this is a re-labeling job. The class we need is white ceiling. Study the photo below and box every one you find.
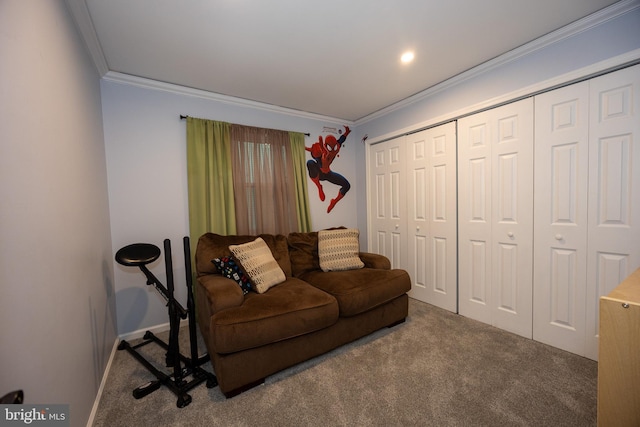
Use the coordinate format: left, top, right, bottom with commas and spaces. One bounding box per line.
71, 0, 621, 121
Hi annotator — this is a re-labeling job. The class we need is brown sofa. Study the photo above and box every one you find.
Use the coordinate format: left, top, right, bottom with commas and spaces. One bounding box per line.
194, 230, 411, 397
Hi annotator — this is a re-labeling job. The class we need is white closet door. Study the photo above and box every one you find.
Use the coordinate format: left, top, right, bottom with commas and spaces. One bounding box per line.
491, 100, 534, 336
533, 81, 590, 355
368, 136, 406, 268
585, 64, 640, 360
458, 112, 493, 324
458, 98, 534, 338
534, 65, 640, 360
406, 122, 457, 312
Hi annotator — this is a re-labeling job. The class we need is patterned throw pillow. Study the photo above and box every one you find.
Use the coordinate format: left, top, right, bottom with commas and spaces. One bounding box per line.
229, 237, 286, 294
212, 256, 252, 295
318, 228, 365, 272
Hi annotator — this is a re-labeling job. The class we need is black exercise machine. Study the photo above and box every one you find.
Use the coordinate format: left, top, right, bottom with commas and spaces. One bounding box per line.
115, 236, 217, 408
0, 390, 23, 404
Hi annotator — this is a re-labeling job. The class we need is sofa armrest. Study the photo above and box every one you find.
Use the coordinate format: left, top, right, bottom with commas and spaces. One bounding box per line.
359, 252, 391, 270
197, 274, 244, 314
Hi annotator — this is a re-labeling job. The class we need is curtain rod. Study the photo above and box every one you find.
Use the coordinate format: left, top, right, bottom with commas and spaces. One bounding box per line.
180, 115, 310, 137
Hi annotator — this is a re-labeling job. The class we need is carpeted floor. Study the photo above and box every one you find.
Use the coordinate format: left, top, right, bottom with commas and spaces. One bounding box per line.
93, 298, 598, 426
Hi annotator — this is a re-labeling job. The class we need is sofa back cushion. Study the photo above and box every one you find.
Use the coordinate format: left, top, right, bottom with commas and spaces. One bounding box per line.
287, 231, 320, 277
196, 233, 292, 277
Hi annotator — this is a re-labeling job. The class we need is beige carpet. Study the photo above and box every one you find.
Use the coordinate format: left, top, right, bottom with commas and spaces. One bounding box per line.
93, 298, 597, 426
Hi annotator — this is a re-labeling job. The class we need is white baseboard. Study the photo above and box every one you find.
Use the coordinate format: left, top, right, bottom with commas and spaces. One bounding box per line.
86, 318, 191, 426
118, 318, 190, 342
86, 339, 119, 427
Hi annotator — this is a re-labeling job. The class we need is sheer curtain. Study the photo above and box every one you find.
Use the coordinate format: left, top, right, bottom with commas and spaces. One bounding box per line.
230, 125, 298, 235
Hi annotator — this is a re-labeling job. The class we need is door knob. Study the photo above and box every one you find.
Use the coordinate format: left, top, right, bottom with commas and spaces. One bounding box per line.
416, 226, 420, 231
507, 232, 514, 238
555, 234, 563, 240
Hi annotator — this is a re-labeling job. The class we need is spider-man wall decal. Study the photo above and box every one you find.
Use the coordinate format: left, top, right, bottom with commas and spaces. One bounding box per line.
306, 125, 351, 213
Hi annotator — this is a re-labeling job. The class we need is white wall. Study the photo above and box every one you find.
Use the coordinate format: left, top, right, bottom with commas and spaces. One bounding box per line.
0, 1, 115, 426
354, 2, 640, 247
101, 78, 360, 335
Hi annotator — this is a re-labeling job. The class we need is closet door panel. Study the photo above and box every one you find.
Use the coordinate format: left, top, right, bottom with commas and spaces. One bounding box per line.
585, 64, 640, 360
407, 122, 457, 312
458, 115, 493, 323
407, 134, 430, 297
491, 100, 534, 337
428, 123, 457, 312
368, 137, 406, 269
534, 81, 589, 355
459, 99, 533, 336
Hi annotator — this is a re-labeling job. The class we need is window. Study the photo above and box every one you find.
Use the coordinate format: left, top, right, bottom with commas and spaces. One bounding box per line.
185, 117, 311, 242
230, 126, 298, 235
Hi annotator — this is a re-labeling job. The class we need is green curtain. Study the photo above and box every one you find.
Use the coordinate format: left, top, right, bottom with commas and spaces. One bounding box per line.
186, 118, 237, 252
289, 131, 313, 232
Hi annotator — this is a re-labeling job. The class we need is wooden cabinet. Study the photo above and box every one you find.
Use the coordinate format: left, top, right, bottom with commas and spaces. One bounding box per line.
597, 268, 640, 427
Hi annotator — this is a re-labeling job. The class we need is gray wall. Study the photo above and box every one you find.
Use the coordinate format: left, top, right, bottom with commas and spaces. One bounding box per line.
0, 2, 116, 426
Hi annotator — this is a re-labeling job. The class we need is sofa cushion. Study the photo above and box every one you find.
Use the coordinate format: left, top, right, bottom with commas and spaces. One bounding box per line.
317, 228, 364, 272
196, 233, 292, 277
210, 278, 339, 353
300, 268, 411, 317
212, 257, 252, 295
287, 231, 320, 277
230, 237, 286, 294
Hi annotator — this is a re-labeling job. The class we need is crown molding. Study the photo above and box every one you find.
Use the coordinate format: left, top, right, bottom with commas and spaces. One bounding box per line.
102, 72, 354, 125
64, 0, 109, 76
68, 0, 636, 126
363, 48, 640, 145
356, 0, 640, 125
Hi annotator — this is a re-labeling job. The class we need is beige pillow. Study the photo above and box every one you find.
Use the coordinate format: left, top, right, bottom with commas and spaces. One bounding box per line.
229, 237, 286, 293
318, 228, 365, 272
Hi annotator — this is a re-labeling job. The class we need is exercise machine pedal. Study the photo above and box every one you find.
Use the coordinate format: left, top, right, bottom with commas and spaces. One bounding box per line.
133, 381, 162, 399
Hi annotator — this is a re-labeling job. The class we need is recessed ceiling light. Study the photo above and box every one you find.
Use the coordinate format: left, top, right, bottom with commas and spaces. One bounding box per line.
401, 51, 415, 64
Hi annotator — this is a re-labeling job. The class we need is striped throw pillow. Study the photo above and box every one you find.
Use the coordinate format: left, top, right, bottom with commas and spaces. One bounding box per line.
318, 228, 364, 272
229, 237, 286, 294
